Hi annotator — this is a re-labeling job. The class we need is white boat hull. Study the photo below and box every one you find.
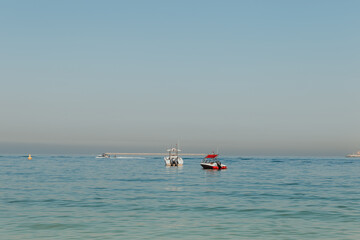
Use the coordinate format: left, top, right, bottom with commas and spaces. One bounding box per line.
164, 157, 183, 166
346, 151, 360, 158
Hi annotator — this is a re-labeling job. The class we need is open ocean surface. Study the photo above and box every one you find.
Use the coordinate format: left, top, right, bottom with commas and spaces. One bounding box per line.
1, 155, 360, 239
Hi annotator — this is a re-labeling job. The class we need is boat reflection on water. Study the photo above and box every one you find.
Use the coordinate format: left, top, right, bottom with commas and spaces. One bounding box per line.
164, 165, 183, 174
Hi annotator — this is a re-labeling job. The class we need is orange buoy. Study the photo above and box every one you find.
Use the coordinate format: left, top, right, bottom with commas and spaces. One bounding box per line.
28, 154, 32, 160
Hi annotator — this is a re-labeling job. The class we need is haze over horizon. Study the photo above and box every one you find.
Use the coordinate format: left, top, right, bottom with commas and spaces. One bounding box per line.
1, 1, 359, 156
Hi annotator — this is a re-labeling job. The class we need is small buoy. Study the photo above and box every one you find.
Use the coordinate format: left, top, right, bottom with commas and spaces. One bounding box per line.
28, 154, 32, 160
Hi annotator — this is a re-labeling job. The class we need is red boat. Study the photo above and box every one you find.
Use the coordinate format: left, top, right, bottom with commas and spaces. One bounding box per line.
200, 153, 227, 170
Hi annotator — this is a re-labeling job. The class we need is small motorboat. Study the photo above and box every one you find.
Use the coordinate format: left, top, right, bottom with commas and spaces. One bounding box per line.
346, 151, 360, 158
164, 145, 183, 166
201, 153, 227, 170
96, 153, 110, 158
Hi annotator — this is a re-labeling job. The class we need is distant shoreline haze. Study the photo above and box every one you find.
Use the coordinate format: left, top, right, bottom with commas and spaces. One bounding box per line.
0, 141, 354, 157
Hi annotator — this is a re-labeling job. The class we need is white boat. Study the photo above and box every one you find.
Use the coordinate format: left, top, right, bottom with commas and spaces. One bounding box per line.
200, 153, 227, 170
164, 145, 183, 166
96, 153, 110, 158
346, 151, 360, 158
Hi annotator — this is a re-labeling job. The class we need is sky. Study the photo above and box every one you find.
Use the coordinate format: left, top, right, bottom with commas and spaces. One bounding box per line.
0, 0, 359, 156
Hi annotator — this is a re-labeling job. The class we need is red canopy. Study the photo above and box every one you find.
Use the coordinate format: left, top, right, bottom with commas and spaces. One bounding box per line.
205, 154, 218, 158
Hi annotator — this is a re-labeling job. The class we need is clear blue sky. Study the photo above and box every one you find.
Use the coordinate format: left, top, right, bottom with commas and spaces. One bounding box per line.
1, 0, 359, 155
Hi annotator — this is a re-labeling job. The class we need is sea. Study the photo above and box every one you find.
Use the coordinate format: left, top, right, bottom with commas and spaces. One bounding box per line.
1, 155, 360, 239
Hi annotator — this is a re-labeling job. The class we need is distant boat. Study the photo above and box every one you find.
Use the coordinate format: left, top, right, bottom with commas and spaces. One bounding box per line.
200, 152, 227, 170
96, 153, 110, 159
164, 145, 183, 166
346, 151, 360, 158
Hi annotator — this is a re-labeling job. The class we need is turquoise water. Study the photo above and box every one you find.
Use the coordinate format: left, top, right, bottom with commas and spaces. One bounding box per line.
1, 155, 360, 239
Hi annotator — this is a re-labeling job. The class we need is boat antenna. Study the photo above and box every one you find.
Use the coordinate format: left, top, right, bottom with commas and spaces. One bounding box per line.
176, 143, 178, 156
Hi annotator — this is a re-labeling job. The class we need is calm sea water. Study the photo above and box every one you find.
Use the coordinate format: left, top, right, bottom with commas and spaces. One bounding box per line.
1, 155, 360, 239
